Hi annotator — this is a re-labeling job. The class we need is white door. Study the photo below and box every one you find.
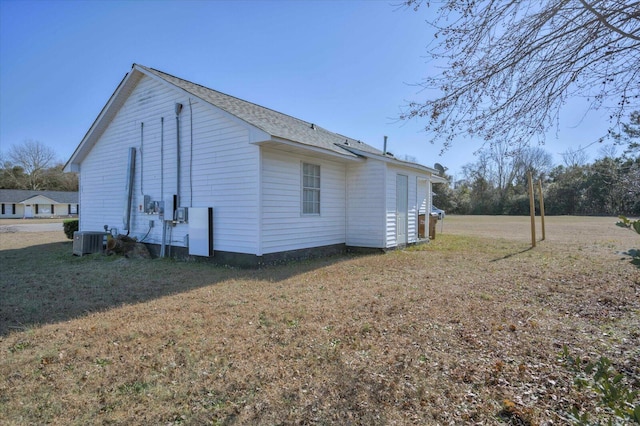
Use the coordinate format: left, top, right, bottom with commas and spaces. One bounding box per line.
396, 174, 408, 246
24, 205, 33, 218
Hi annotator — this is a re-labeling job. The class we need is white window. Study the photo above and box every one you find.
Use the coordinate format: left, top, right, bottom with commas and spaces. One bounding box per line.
302, 163, 320, 215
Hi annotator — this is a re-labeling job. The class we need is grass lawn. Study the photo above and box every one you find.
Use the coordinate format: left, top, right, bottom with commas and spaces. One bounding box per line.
1, 215, 638, 424
0, 218, 70, 225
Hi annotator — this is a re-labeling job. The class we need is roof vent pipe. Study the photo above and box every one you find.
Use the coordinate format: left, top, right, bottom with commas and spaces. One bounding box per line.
383, 135, 388, 155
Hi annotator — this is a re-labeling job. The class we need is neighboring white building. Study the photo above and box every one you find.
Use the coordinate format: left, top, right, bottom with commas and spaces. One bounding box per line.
0, 189, 78, 219
65, 64, 445, 266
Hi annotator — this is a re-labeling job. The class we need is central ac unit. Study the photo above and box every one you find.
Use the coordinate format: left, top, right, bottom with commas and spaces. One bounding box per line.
73, 231, 105, 256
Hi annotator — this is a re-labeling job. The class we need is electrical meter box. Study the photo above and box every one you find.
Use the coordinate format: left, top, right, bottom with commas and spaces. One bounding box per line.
176, 207, 188, 223
143, 195, 161, 214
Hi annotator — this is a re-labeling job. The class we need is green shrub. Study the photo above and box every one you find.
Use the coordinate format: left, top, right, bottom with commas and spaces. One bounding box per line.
561, 346, 640, 425
63, 219, 79, 240
617, 216, 640, 266
617, 215, 640, 234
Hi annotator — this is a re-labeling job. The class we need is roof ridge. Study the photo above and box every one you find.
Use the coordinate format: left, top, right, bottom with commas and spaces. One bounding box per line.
138, 64, 322, 130
132, 64, 384, 158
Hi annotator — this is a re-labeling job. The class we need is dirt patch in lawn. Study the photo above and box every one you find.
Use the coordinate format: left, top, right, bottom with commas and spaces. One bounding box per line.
1, 216, 638, 425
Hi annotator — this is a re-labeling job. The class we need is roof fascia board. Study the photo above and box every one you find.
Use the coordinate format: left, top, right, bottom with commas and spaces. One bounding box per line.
258, 137, 364, 162
64, 69, 142, 172
135, 65, 271, 144
20, 195, 56, 204
341, 145, 440, 174
430, 175, 449, 184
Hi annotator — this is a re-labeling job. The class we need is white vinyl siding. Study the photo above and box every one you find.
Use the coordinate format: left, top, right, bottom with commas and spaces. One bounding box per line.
345, 160, 386, 247
385, 165, 422, 248
396, 174, 409, 246
262, 148, 346, 254
0, 203, 22, 218
79, 75, 261, 254
302, 163, 320, 215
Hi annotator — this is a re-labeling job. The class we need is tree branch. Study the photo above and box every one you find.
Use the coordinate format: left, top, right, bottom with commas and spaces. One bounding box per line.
578, 0, 640, 41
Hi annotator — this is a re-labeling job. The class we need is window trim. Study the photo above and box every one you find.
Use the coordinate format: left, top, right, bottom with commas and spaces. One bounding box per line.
301, 162, 321, 215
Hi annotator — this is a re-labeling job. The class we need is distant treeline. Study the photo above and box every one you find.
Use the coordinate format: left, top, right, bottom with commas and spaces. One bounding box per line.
435, 111, 640, 217
435, 155, 639, 216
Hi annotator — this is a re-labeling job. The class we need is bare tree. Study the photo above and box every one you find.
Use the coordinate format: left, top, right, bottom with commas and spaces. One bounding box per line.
514, 146, 554, 183
597, 144, 618, 159
465, 142, 553, 195
488, 141, 526, 197
400, 1, 640, 150
562, 145, 591, 167
7, 140, 58, 190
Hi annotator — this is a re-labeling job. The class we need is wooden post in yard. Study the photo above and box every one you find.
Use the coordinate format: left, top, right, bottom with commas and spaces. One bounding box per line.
538, 180, 546, 241
528, 171, 536, 247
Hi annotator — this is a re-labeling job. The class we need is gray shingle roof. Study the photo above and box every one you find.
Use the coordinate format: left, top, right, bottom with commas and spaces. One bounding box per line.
0, 189, 78, 204
137, 64, 385, 158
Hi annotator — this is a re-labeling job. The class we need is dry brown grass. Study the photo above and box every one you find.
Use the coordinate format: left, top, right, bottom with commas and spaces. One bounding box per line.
1, 216, 638, 425
0, 218, 68, 225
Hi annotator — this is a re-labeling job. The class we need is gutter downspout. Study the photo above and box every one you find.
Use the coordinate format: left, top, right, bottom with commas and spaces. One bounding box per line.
175, 103, 183, 215
160, 117, 167, 258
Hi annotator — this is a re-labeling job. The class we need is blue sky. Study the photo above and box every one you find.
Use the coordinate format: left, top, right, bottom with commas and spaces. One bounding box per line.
0, 0, 613, 179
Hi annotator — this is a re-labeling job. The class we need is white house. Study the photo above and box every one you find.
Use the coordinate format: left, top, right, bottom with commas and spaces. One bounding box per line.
65, 64, 445, 266
0, 189, 78, 219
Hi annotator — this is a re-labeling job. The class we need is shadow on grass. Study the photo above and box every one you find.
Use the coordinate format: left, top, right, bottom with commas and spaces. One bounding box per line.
490, 246, 534, 262
0, 240, 355, 336
621, 248, 640, 268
